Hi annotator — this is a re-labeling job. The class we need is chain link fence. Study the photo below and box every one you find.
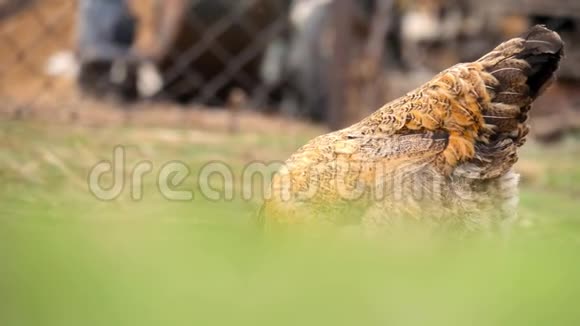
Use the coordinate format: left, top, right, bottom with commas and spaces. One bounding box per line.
0, 0, 338, 128
1, 0, 76, 117
1, 0, 579, 136
0, 0, 389, 130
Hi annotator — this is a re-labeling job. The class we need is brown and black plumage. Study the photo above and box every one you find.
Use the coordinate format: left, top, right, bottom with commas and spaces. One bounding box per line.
261, 25, 564, 233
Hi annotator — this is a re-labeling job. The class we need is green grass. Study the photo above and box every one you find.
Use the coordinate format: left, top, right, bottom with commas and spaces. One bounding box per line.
1, 120, 580, 326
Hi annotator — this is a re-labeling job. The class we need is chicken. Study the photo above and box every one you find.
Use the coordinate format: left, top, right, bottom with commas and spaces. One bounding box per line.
261, 25, 564, 233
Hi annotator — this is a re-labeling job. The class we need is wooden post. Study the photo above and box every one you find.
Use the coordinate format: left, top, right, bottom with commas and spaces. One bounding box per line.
363, 0, 392, 112
328, 0, 353, 131
227, 88, 247, 134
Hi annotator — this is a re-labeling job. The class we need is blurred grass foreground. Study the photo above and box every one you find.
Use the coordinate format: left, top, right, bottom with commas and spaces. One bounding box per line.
1, 120, 580, 326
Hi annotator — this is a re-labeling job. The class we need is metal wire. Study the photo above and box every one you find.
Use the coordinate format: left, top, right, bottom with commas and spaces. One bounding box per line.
0, 0, 296, 119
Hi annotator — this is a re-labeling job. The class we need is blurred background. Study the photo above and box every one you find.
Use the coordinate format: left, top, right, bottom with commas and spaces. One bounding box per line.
2, 0, 580, 133
2, 1, 580, 325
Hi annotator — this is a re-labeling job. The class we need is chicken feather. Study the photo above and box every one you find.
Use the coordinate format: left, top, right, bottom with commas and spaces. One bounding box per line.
261, 25, 564, 232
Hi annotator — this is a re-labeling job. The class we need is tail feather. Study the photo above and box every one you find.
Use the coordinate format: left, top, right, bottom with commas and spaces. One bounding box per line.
519, 25, 564, 55
477, 25, 563, 136
517, 26, 563, 98
520, 52, 562, 98
469, 25, 564, 175
480, 25, 564, 104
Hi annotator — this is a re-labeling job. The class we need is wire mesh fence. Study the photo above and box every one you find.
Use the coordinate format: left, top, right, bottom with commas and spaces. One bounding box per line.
0, 0, 76, 116
0, 0, 404, 130
0, 0, 301, 127
1, 0, 580, 135
0, 2, 306, 117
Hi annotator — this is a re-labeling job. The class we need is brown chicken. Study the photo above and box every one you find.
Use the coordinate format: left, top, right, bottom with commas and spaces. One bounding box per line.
261, 25, 564, 233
